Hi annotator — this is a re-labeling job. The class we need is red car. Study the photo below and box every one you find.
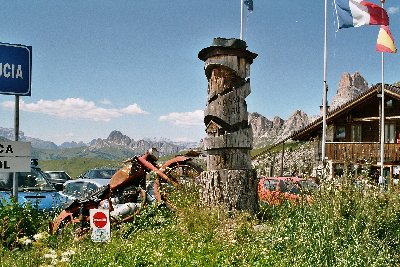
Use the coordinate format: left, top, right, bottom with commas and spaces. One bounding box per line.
258, 176, 318, 205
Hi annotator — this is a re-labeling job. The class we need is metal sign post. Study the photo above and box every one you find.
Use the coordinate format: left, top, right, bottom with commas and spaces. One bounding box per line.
0, 42, 32, 199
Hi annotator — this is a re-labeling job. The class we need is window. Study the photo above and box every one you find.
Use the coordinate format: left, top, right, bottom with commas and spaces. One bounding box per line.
85, 183, 99, 197
386, 99, 393, 107
351, 125, 362, 142
335, 126, 346, 139
385, 123, 395, 143
65, 182, 83, 197
264, 179, 278, 191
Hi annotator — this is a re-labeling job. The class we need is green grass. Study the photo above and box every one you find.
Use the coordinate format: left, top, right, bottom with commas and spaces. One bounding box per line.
39, 157, 123, 178
251, 141, 303, 159
2, 179, 400, 266
39, 155, 205, 179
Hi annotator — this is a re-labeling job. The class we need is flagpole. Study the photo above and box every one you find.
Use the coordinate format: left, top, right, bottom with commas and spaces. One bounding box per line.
380, 0, 385, 185
322, 0, 328, 172
240, 0, 244, 40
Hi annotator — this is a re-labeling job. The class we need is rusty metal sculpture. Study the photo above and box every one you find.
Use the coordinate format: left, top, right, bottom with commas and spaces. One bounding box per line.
49, 148, 202, 237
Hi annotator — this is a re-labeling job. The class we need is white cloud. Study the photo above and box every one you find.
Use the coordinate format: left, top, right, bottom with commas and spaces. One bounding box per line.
388, 7, 399, 14
0, 98, 148, 122
99, 98, 112, 105
121, 103, 149, 115
159, 110, 203, 127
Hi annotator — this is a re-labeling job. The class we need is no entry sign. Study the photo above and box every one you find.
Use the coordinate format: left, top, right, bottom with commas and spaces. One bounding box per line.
92, 211, 108, 228
90, 209, 110, 242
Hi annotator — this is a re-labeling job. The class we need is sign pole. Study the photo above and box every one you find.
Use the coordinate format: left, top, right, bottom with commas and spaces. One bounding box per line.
15, 96, 19, 142
379, 0, 385, 187
240, 0, 244, 40
321, 0, 328, 175
13, 95, 20, 198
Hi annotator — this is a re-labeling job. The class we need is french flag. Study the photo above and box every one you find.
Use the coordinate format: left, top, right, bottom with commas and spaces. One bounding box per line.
335, 0, 389, 29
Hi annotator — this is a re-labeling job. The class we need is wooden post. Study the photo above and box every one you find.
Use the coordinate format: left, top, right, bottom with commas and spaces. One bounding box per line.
198, 38, 258, 213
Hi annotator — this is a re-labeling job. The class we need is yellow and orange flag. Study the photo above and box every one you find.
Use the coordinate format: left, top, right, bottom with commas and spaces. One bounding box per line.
376, 25, 397, 53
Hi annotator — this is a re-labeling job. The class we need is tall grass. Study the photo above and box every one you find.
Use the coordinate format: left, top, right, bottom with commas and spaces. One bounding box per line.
2, 180, 400, 266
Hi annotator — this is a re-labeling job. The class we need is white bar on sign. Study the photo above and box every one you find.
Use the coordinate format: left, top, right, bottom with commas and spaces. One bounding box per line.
0, 141, 31, 157
0, 157, 31, 172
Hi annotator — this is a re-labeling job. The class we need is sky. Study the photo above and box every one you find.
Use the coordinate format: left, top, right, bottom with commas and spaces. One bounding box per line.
0, 1, 399, 145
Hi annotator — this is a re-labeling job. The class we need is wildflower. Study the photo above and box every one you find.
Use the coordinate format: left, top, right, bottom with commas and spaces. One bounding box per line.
61, 249, 76, 257
46, 248, 56, 254
18, 236, 32, 246
44, 253, 57, 259
33, 232, 50, 241
60, 257, 70, 262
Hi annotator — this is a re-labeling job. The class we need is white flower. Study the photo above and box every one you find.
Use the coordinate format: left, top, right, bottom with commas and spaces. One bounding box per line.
18, 237, 32, 245
44, 253, 57, 259
61, 250, 76, 257
60, 257, 70, 262
47, 248, 56, 254
33, 232, 49, 241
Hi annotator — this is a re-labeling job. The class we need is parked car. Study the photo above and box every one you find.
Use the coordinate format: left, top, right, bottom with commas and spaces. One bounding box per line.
44, 171, 72, 191
258, 176, 319, 205
60, 178, 157, 204
78, 168, 118, 180
59, 178, 110, 202
0, 160, 67, 211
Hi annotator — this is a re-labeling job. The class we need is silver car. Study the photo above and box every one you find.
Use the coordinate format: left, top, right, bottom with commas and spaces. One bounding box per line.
59, 178, 109, 202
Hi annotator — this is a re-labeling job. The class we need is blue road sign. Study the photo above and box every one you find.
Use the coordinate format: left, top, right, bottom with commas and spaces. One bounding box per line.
0, 42, 32, 96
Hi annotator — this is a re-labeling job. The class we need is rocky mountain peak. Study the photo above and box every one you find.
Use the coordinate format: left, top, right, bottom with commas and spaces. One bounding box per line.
249, 110, 311, 148
106, 130, 132, 146
272, 116, 284, 128
330, 72, 369, 110
279, 110, 310, 141
248, 112, 273, 137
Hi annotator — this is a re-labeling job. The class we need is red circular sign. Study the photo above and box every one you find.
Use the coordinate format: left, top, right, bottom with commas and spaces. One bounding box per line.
93, 211, 107, 228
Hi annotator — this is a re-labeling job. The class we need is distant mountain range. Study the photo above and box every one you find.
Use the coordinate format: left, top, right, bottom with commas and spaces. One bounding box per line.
0, 128, 199, 160
0, 72, 375, 158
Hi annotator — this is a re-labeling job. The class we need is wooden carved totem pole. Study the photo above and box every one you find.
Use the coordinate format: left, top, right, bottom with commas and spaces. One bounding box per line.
198, 38, 258, 213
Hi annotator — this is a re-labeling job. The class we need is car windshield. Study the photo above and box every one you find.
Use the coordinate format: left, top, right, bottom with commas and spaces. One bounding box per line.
264, 179, 278, 191
0, 168, 54, 191
90, 169, 116, 179
48, 172, 68, 179
297, 180, 319, 194
276, 180, 301, 195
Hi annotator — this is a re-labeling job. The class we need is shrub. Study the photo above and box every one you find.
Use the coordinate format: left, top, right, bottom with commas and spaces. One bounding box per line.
0, 198, 45, 250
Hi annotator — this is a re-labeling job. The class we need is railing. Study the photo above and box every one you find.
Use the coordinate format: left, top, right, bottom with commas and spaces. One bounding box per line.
325, 142, 400, 163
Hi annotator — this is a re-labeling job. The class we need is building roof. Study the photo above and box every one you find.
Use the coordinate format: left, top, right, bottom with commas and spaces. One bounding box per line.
288, 83, 400, 142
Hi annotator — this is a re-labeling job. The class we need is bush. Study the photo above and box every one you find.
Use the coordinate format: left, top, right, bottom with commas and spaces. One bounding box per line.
0, 198, 45, 250
2, 179, 400, 266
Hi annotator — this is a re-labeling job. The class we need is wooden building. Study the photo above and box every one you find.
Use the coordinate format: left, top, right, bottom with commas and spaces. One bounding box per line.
289, 83, 400, 185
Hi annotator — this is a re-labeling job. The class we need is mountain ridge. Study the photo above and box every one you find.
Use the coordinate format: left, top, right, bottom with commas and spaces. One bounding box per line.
0, 72, 373, 158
